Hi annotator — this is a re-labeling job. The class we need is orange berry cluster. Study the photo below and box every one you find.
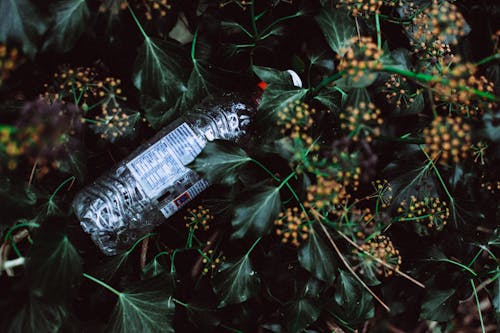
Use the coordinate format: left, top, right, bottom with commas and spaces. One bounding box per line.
339, 101, 383, 142
383, 75, 421, 111
371, 179, 393, 209
277, 101, 316, 136
274, 207, 310, 247
355, 235, 402, 277
277, 101, 320, 174
423, 116, 472, 165
338, 37, 384, 82
99, 0, 128, 14
47, 67, 98, 104
140, 0, 172, 20
0, 44, 20, 86
0, 126, 22, 171
336, 0, 399, 16
330, 152, 362, 191
304, 177, 350, 211
430, 63, 495, 116
406, 0, 468, 52
201, 246, 226, 277
184, 205, 213, 231
397, 196, 450, 231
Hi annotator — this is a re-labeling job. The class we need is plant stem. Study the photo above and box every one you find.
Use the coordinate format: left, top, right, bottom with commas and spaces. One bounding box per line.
83, 272, 121, 296
311, 71, 346, 95
475, 53, 500, 66
375, 13, 382, 50
49, 176, 75, 202
470, 279, 486, 333
128, 6, 149, 41
245, 236, 262, 257
382, 66, 498, 101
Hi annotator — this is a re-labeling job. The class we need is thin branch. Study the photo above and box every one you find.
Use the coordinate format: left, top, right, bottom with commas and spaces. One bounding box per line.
317, 221, 391, 312
336, 229, 425, 289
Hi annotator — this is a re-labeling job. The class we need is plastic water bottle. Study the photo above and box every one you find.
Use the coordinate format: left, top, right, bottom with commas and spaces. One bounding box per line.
72, 93, 257, 255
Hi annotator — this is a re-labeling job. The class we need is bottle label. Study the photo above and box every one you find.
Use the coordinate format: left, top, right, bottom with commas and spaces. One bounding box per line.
126, 123, 207, 214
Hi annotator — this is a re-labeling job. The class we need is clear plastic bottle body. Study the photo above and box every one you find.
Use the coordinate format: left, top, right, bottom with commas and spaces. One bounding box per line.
72, 93, 255, 255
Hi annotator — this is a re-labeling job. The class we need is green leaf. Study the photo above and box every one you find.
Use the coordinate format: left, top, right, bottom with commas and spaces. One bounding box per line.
253, 65, 308, 114
253, 65, 296, 85
0, 0, 47, 57
108, 278, 175, 333
141, 256, 167, 279
26, 232, 82, 300
212, 253, 261, 307
190, 141, 251, 185
313, 85, 344, 113
258, 85, 308, 114
298, 225, 337, 285
420, 289, 457, 322
328, 269, 374, 328
133, 38, 190, 103
232, 186, 281, 239
315, 9, 356, 57
140, 95, 179, 129
285, 278, 323, 333
8, 294, 67, 333
43, 0, 90, 52
491, 275, 500, 321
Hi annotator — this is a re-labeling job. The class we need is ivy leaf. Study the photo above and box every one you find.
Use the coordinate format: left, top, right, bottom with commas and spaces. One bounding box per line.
190, 141, 251, 185
298, 225, 337, 285
315, 9, 356, 57
420, 289, 457, 322
8, 294, 67, 333
327, 269, 374, 329
140, 95, 179, 129
179, 33, 219, 110
313, 85, 345, 113
26, 231, 82, 301
285, 278, 324, 333
253, 65, 297, 85
133, 38, 190, 103
212, 252, 261, 307
0, 0, 47, 57
253, 65, 307, 115
108, 277, 175, 333
231, 186, 281, 239
43, 0, 90, 53
491, 276, 500, 321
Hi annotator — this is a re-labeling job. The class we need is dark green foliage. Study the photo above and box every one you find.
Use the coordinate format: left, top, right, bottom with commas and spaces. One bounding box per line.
1, 0, 499, 332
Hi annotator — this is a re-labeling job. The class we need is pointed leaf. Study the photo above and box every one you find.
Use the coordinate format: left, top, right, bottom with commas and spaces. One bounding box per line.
420, 289, 457, 322
285, 278, 323, 333
328, 269, 374, 327
313, 85, 344, 113
253, 65, 296, 85
43, 0, 90, 52
108, 278, 175, 333
8, 294, 67, 333
133, 38, 189, 103
232, 186, 281, 239
258, 84, 308, 114
0, 0, 47, 57
212, 254, 261, 307
315, 9, 356, 56
190, 141, 251, 185
298, 226, 337, 285
26, 232, 82, 300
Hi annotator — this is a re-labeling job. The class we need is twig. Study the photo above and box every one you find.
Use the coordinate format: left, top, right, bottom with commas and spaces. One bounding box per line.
1, 257, 26, 273
140, 237, 149, 270
336, 229, 425, 289
28, 159, 38, 187
317, 221, 391, 312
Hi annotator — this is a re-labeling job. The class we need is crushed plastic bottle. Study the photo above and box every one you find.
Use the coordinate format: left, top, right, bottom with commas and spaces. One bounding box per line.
72, 93, 256, 255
